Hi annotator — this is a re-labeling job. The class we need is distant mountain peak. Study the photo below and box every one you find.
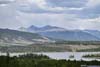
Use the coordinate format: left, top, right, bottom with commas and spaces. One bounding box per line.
41, 25, 59, 30
43, 25, 55, 28
29, 25, 38, 29
25, 25, 67, 32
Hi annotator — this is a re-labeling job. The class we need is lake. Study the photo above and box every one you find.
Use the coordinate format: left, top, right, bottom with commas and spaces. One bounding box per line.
0, 52, 100, 61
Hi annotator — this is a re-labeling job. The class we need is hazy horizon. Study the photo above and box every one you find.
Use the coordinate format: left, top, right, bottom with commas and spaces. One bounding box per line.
0, 0, 100, 30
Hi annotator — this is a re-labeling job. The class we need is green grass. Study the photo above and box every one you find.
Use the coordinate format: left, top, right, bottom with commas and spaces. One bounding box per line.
77, 47, 100, 52
0, 44, 72, 52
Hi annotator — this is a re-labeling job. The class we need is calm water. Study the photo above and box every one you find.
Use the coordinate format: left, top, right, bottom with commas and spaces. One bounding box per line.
0, 52, 100, 61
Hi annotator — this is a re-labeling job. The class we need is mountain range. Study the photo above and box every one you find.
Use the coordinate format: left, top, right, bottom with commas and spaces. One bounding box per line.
0, 28, 53, 45
19, 25, 100, 41
19, 25, 68, 32
0, 25, 100, 46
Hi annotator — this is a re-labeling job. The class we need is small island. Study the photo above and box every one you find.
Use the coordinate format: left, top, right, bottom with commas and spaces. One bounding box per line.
69, 55, 74, 58
83, 54, 100, 59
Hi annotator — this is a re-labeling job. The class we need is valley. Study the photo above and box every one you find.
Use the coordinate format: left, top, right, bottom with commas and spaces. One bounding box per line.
0, 43, 100, 52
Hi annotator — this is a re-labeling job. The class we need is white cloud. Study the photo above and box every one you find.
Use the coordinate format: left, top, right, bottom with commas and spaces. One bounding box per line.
0, 0, 100, 30
86, 0, 100, 7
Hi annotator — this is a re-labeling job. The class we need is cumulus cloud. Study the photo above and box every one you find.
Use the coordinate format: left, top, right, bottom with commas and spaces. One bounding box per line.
17, 0, 100, 19
75, 0, 100, 19
18, 0, 86, 13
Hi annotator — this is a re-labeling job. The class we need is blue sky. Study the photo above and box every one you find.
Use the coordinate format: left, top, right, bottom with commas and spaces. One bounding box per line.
0, 0, 100, 30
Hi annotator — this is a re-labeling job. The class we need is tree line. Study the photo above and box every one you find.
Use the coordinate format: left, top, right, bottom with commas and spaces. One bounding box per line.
0, 53, 100, 67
